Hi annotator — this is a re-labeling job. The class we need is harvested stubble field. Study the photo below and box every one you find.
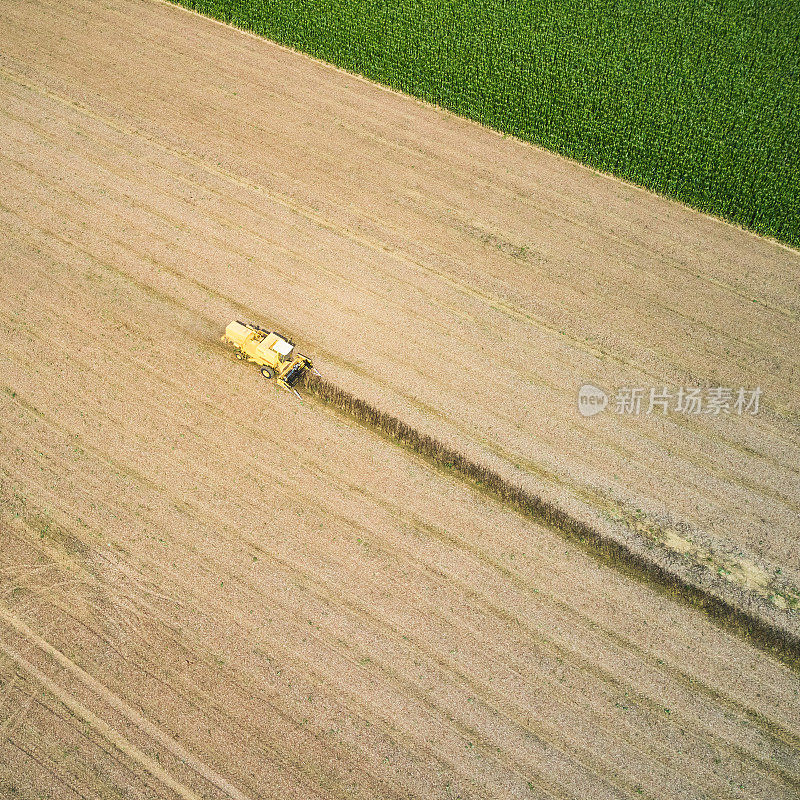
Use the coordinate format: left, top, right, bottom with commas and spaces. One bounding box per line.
0, 0, 799, 798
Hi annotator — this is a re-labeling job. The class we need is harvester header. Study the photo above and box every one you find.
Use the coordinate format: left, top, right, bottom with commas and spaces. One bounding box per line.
223, 321, 317, 395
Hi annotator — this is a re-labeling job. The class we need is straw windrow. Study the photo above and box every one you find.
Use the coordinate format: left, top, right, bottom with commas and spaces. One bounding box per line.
302, 373, 800, 668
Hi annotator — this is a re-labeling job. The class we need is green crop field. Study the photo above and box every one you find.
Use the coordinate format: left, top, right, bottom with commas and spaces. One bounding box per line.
174, 0, 800, 248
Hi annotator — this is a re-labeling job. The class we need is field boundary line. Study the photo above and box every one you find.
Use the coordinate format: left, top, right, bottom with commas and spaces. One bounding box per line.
0, 61, 700, 381
153, 0, 800, 256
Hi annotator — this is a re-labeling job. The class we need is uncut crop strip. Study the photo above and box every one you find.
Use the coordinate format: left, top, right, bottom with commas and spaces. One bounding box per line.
301, 373, 800, 667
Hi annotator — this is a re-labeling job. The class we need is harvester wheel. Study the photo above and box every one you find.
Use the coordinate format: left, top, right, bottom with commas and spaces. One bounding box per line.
261, 367, 275, 379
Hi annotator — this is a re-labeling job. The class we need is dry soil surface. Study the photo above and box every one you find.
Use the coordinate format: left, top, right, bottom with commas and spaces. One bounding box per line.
0, 0, 799, 798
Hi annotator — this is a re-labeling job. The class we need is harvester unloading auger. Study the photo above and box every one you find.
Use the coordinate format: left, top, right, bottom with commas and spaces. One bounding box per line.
223, 321, 319, 396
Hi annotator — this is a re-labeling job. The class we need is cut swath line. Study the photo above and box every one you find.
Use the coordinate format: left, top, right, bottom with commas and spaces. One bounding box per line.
301, 373, 800, 668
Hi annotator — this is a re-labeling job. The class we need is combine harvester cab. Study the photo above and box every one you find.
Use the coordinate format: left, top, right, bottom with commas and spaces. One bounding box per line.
223, 321, 316, 395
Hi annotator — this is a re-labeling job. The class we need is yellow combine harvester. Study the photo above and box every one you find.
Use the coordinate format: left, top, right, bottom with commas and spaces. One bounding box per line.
223, 321, 317, 395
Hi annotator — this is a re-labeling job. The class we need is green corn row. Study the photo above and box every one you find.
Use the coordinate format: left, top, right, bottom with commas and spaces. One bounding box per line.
173, 0, 800, 249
